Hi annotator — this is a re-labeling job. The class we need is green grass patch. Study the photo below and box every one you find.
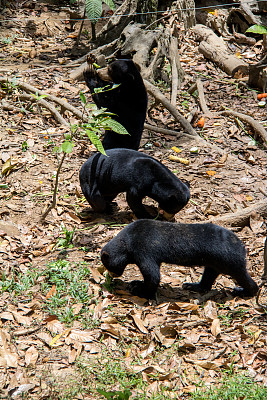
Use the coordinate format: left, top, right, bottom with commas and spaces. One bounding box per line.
0, 259, 98, 327
191, 373, 267, 400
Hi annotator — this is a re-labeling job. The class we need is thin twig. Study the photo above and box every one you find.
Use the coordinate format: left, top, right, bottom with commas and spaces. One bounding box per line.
40, 152, 66, 222
196, 79, 213, 117
0, 77, 85, 121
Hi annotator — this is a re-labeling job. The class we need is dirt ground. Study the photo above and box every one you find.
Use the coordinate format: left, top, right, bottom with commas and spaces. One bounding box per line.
0, 1, 267, 399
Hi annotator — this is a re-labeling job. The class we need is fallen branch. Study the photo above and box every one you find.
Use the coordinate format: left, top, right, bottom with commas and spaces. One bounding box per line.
0, 77, 85, 121
144, 79, 197, 137
220, 109, 267, 147
169, 36, 181, 106
192, 24, 248, 76
144, 123, 196, 140
188, 79, 214, 117
19, 94, 69, 127
211, 199, 267, 227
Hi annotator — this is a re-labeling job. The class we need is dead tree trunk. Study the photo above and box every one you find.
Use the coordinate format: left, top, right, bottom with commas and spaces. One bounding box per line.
192, 24, 248, 76
171, 0, 195, 29
136, 0, 158, 26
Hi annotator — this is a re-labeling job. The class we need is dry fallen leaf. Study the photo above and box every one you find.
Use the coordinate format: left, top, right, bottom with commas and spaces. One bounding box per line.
68, 348, 77, 364
46, 318, 66, 334
25, 345, 38, 366
204, 300, 218, 320
88, 267, 104, 283
211, 318, 221, 337
45, 284, 57, 299
11, 311, 32, 326
131, 312, 149, 334
68, 329, 94, 343
140, 341, 155, 358
0, 348, 18, 368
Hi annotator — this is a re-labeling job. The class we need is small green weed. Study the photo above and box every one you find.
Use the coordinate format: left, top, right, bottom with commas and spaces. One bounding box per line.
218, 305, 248, 326
0, 259, 96, 326
56, 224, 76, 249
0, 77, 18, 93
21, 141, 29, 152
0, 34, 17, 45
42, 259, 94, 325
102, 271, 114, 292
97, 388, 131, 400
191, 373, 267, 400
0, 268, 40, 295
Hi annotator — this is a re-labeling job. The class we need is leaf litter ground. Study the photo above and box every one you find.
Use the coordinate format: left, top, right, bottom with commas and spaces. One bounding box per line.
0, 2, 267, 399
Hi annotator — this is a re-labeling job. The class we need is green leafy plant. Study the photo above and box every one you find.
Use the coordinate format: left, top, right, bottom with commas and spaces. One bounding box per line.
30, 92, 48, 101
21, 141, 29, 152
0, 268, 40, 295
85, 0, 115, 40
0, 77, 18, 93
56, 224, 76, 249
0, 34, 17, 45
78, 92, 129, 155
246, 25, 267, 35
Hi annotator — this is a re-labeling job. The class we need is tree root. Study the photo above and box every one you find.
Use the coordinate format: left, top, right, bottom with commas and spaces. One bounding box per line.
188, 79, 214, 118
211, 198, 267, 227
219, 109, 267, 147
144, 123, 196, 140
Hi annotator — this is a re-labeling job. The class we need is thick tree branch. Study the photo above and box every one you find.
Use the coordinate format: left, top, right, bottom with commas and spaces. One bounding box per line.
211, 199, 267, 227
19, 94, 69, 127
144, 79, 197, 137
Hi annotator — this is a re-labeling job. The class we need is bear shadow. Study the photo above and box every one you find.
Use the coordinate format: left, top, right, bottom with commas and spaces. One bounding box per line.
105, 279, 234, 306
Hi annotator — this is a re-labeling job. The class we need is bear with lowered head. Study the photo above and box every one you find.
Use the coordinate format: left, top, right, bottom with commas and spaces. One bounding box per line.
79, 149, 190, 219
101, 220, 259, 299
83, 58, 148, 150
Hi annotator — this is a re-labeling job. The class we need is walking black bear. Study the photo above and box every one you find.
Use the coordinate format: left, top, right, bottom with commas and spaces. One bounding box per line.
101, 220, 259, 299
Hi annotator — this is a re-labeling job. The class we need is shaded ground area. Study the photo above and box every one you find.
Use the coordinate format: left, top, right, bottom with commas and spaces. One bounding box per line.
0, 1, 266, 399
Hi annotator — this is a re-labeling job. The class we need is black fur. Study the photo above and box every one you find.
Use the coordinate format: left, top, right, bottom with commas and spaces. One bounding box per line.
83, 59, 148, 150
79, 149, 190, 219
101, 220, 259, 299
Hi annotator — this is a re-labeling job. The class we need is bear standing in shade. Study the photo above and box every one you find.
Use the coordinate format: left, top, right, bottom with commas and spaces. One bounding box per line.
101, 220, 259, 299
83, 58, 148, 150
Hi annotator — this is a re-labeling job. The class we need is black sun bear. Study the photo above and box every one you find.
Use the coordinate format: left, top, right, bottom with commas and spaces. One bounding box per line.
101, 220, 259, 299
79, 149, 190, 219
83, 58, 148, 150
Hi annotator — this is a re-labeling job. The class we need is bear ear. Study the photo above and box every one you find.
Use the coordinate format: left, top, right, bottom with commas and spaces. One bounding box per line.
101, 251, 110, 266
